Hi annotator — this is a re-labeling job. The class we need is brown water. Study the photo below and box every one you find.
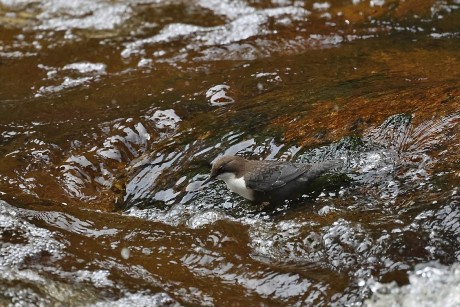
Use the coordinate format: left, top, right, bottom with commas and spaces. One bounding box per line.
1, 0, 460, 305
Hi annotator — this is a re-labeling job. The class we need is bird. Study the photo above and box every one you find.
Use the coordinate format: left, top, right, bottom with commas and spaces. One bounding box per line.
202, 155, 341, 204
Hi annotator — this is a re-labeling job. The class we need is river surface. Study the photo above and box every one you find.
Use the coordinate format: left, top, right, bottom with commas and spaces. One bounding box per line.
1, 0, 460, 306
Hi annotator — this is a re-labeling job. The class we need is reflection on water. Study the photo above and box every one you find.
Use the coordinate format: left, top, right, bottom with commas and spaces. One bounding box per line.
1, 0, 460, 305
0, 201, 180, 306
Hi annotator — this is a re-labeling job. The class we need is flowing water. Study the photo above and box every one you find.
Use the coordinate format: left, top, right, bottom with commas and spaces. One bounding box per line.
1, 0, 460, 305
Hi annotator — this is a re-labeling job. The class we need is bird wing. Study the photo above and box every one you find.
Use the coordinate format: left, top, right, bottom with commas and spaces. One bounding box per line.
244, 161, 312, 192
244, 160, 340, 192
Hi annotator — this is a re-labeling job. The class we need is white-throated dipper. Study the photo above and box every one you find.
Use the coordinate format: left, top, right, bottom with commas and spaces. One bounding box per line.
202, 155, 341, 204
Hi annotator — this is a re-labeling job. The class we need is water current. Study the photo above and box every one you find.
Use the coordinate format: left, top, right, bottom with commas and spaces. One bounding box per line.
1, 0, 460, 305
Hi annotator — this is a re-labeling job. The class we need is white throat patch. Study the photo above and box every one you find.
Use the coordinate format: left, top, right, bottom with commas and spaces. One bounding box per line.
217, 172, 254, 201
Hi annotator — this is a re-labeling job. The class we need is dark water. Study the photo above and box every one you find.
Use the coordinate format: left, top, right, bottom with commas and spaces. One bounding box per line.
1, 0, 460, 305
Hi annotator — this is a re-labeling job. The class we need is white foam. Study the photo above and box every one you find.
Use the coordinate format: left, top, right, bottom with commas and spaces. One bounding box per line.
63, 62, 107, 74
37, 0, 131, 30
149, 109, 182, 130
366, 262, 460, 307
206, 84, 235, 106
120, 4, 309, 58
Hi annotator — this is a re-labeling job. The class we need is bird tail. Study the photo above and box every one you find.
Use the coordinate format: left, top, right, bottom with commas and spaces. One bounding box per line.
301, 159, 343, 182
